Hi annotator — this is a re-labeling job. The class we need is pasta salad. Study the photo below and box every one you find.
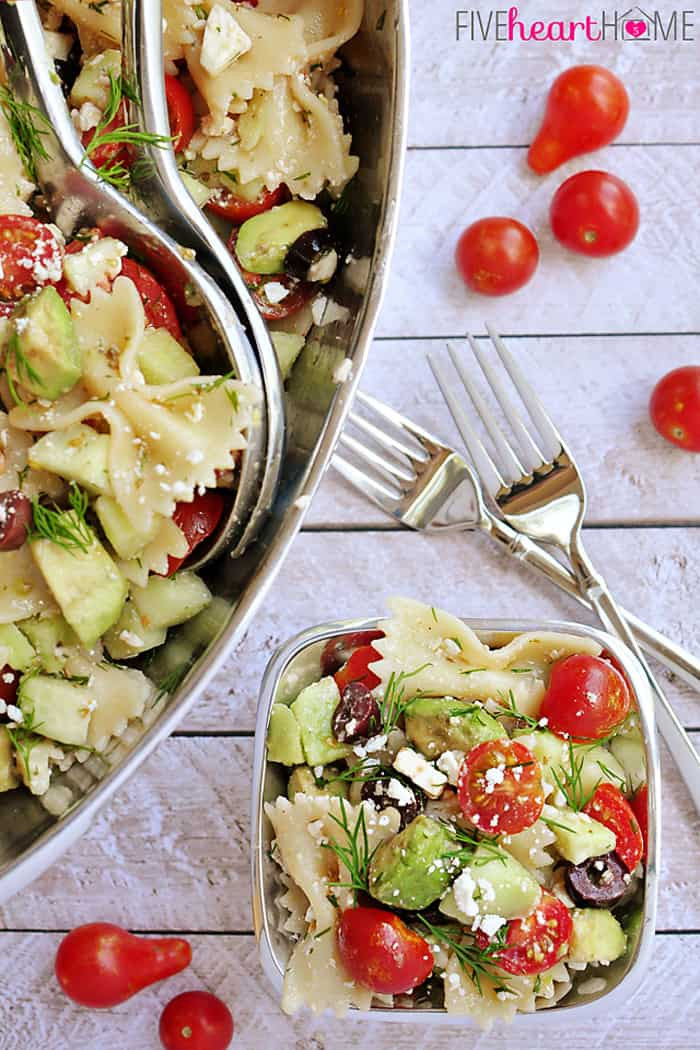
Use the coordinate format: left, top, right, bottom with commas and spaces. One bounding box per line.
264, 599, 649, 1025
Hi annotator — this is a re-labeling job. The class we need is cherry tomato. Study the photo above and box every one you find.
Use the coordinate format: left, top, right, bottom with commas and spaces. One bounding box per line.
0, 215, 63, 301
120, 258, 183, 341
208, 183, 287, 224
334, 644, 382, 693
649, 366, 700, 452
321, 630, 385, 677
584, 782, 644, 872
455, 217, 539, 297
630, 783, 649, 862
82, 101, 133, 173
475, 890, 572, 976
457, 739, 544, 835
166, 490, 226, 575
528, 66, 629, 175
159, 990, 234, 1050
550, 170, 639, 257
55, 923, 191, 1008
165, 75, 196, 154
0, 665, 20, 708
337, 907, 434, 994
539, 654, 631, 741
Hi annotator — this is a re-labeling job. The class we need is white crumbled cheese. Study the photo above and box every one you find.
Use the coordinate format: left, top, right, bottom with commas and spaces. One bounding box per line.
200, 4, 252, 77
119, 630, 144, 648
392, 747, 447, 799
452, 869, 479, 917
447, 971, 461, 988
6, 704, 23, 724
436, 749, 465, 787
63, 237, 127, 296
263, 281, 290, 304
386, 777, 415, 807
476, 877, 496, 903
484, 763, 505, 794
0, 699, 7, 715
473, 913, 506, 938
442, 637, 462, 655
186, 449, 205, 464
1, 672, 15, 685
332, 357, 352, 383
353, 733, 387, 758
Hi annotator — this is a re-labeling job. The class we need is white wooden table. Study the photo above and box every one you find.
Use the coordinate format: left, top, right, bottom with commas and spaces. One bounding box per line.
3, 3, 700, 1045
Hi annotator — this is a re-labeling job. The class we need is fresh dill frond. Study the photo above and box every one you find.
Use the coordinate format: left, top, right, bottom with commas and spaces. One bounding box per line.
6, 706, 46, 790
540, 815, 576, 834
460, 666, 486, 675
0, 86, 51, 183
321, 797, 382, 905
313, 761, 386, 787
379, 663, 432, 733
153, 661, 191, 703
550, 740, 596, 812
417, 917, 512, 997
491, 689, 541, 730
442, 822, 508, 866
28, 483, 93, 554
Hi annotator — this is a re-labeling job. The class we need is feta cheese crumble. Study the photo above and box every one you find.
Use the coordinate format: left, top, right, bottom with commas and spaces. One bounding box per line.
392, 747, 447, 799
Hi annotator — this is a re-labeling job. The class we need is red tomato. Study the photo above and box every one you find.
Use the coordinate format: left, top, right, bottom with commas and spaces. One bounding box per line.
455, 217, 539, 297
165, 75, 195, 154
630, 783, 649, 862
245, 272, 314, 321
584, 782, 644, 872
550, 170, 639, 257
475, 890, 572, 976
207, 183, 287, 224
334, 644, 382, 692
539, 654, 631, 741
82, 101, 133, 173
166, 490, 226, 575
321, 630, 385, 677
55, 923, 191, 1008
159, 991, 234, 1050
0, 301, 15, 318
0, 664, 20, 707
120, 258, 183, 341
649, 366, 700, 452
337, 907, 434, 994
457, 739, 544, 835
528, 66, 629, 174
0, 215, 63, 301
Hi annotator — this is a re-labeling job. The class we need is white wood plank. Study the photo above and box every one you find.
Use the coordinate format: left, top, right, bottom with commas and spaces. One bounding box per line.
409, 0, 700, 147
309, 335, 700, 527
375, 146, 700, 337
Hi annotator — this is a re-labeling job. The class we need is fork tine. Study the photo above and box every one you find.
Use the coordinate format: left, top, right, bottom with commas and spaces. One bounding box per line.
486, 324, 562, 461
332, 452, 401, 513
339, 430, 416, 485
355, 391, 438, 456
428, 353, 505, 496
348, 409, 428, 465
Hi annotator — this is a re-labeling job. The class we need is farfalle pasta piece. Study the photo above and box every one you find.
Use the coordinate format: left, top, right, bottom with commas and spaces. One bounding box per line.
0, 108, 35, 216
504, 818, 558, 876
257, 0, 363, 61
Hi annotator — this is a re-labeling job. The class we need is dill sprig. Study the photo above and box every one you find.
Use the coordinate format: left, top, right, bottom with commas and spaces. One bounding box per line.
441, 823, 508, 867
6, 706, 45, 791
541, 814, 577, 834
491, 689, 541, 730
162, 371, 240, 411
313, 761, 387, 787
417, 917, 512, 997
0, 86, 51, 183
550, 740, 596, 812
321, 798, 382, 905
28, 483, 93, 554
379, 663, 432, 733
153, 661, 190, 703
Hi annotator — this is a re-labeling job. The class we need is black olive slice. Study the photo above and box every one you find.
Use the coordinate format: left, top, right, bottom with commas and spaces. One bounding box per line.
565, 851, 629, 908
361, 772, 425, 830
285, 228, 338, 283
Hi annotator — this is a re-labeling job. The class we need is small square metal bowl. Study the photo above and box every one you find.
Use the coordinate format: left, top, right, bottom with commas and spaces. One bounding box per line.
251, 616, 659, 1024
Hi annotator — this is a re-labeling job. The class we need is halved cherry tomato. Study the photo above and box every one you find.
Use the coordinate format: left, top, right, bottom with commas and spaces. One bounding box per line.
337, 907, 434, 994
159, 990, 234, 1050
208, 183, 287, 224
528, 66, 629, 175
334, 644, 382, 693
455, 217, 539, 297
166, 490, 226, 575
475, 890, 572, 976
0, 301, 16, 318
550, 170, 639, 257
584, 782, 644, 872
649, 366, 700, 452
457, 739, 544, 835
82, 101, 133, 173
0, 215, 63, 301
539, 654, 631, 741
164, 75, 196, 154
243, 272, 314, 321
321, 630, 385, 677
630, 783, 649, 862
120, 258, 182, 340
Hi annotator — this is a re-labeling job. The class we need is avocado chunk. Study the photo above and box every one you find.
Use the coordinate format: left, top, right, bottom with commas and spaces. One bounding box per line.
0, 727, 19, 792
369, 814, 457, 909
267, 703, 304, 765
103, 600, 167, 660
19, 673, 92, 747
29, 424, 111, 495
18, 614, 78, 673
569, 908, 627, 965
137, 328, 199, 385
0, 623, 36, 672
439, 846, 540, 922
235, 201, 327, 274
405, 698, 503, 759
131, 572, 212, 631
287, 765, 349, 801
289, 676, 351, 767
30, 516, 128, 647
541, 804, 616, 865
6, 286, 81, 400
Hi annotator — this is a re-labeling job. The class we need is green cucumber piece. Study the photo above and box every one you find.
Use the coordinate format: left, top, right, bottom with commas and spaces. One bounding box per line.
569, 908, 627, 965
17, 615, 78, 673
267, 704, 304, 765
271, 331, 305, 380
137, 328, 199, 385
19, 673, 92, 746
69, 49, 121, 109
0, 727, 19, 792
542, 804, 616, 865
130, 571, 212, 631
103, 600, 167, 660
439, 846, 540, 922
287, 765, 348, 800
29, 424, 111, 496
95, 496, 160, 561
0, 623, 36, 671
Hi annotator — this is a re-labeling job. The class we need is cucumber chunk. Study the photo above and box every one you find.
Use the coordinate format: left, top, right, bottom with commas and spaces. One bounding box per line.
287, 765, 349, 801
267, 703, 304, 765
0, 727, 19, 792
271, 331, 305, 380
29, 424, 111, 496
131, 571, 212, 631
69, 49, 121, 109
7, 286, 81, 400
569, 908, 627, 965
19, 673, 92, 747
541, 804, 616, 865
17, 615, 78, 673
289, 676, 350, 766
235, 202, 326, 274
137, 328, 200, 385
0, 623, 36, 671
103, 600, 167, 660
95, 496, 160, 561
439, 846, 541, 922
610, 724, 647, 792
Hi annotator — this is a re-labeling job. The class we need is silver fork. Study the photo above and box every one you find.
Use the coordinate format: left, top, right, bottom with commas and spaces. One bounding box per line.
429, 330, 700, 811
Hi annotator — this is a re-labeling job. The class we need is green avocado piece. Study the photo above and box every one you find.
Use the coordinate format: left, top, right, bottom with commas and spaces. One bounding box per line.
290, 676, 351, 767
18, 614, 78, 673
287, 765, 349, 801
0, 623, 36, 671
405, 698, 503, 759
137, 327, 199, 385
369, 815, 457, 910
267, 703, 304, 765
6, 286, 81, 400
235, 201, 327, 274
439, 846, 541, 922
569, 908, 627, 965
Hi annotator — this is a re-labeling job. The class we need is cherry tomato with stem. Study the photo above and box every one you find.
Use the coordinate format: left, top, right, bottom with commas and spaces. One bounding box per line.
334, 644, 382, 693
165, 490, 226, 575
455, 217, 539, 297
584, 782, 644, 872
457, 738, 544, 835
649, 366, 700, 452
0, 215, 63, 301
630, 783, 649, 862
539, 653, 631, 741
208, 183, 287, 224
475, 890, 572, 976
160, 990, 234, 1050
550, 170, 639, 257
165, 75, 196, 153
321, 630, 385, 677
337, 907, 434, 994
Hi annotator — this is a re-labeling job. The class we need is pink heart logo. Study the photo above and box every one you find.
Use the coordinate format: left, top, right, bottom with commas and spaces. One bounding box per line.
625, 19, 647, 37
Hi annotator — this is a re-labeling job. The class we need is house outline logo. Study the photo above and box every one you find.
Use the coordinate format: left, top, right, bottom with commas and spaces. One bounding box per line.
616, 6, 654, 39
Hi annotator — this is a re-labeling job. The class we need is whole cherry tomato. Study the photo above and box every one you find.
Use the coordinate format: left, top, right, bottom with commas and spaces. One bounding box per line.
0, 215, 63, 301
649, 366, 700, 452
55, 923, 191, 1008
630, 783, 649, 862
207, 183, 287, 224
165, 75, 196, 153
457, 738, 544, 835
120, 258, 183, 341
166, 490, 226, 575
82, 101, 133, 173
584, 782, 644, 872
321, 630, 385, 677
550, 170, 639, 257
528, 65, 629, 174
334, 644, 382, 693
475, 890, 572, 976
455, 217, 539, 297
337, 907, 434, 994
539, 653, 631, 741
160, 990, 234, 1050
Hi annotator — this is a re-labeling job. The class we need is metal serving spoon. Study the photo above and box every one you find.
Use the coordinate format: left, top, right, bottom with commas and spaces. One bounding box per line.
121, 0, 285, 563
0, 0, 269, 566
